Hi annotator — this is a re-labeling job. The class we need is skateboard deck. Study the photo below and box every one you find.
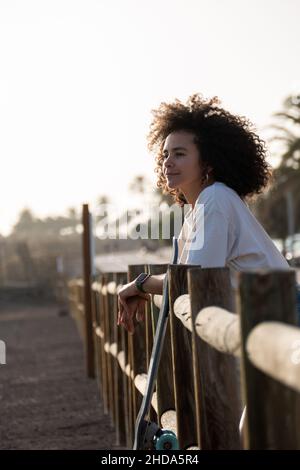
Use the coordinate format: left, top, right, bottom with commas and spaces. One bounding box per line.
133, 237, 179, 450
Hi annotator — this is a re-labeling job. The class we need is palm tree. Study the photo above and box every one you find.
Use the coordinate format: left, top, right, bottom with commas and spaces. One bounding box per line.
268, 94, 300, 169
255, 93, 300, 256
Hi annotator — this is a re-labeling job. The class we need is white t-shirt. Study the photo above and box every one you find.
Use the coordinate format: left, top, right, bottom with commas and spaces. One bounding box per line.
178, 182, 290, 286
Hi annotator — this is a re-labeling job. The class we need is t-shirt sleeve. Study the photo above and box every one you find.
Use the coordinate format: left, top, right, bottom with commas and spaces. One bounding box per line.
186, 202, 229, 267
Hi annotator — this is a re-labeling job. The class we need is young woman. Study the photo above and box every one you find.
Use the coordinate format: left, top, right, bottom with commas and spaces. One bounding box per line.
117, 93, 290, 334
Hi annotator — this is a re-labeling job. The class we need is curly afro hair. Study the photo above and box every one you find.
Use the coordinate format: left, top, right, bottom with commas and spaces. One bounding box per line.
147, 93, 272, 206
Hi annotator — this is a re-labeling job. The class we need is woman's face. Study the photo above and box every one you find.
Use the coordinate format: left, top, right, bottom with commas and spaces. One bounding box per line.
162, 130, 204, 191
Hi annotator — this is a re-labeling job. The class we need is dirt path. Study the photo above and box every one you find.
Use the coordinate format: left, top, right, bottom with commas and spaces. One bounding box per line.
0, 301, 126, 450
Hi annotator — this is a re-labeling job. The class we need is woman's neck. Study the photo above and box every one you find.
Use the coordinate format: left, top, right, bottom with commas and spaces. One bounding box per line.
182, 180, 215, 209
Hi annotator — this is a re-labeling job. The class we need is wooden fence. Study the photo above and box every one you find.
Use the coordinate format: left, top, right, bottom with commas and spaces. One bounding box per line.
67, 204, 300, 450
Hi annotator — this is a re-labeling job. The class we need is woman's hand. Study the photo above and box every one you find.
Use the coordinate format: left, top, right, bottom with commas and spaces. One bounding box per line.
117, 281, 150, 334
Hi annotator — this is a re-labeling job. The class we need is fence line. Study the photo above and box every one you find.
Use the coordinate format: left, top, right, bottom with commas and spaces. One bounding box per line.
68, 265, 300, 450
67, 204, 300, 450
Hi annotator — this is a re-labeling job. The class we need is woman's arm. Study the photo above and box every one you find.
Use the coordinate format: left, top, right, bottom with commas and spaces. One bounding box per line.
117, 273, 166, 333
141, 273, 166, 295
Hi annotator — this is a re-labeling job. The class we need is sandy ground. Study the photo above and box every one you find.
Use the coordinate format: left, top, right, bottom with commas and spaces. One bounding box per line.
0, 300, 126, 450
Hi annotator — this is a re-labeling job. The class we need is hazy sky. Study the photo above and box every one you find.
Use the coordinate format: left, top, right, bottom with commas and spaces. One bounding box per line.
1, 0, 300, 236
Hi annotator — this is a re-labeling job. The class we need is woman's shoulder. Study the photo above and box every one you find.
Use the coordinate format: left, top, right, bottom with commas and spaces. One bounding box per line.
195, 182, 250, 225
198, 181, 241, 207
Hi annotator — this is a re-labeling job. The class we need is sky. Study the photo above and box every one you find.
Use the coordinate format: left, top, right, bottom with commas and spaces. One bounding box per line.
0, 0, 300, 236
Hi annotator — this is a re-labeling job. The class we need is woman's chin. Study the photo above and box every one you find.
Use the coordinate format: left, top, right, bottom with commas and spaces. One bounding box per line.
166, 181, 180, 190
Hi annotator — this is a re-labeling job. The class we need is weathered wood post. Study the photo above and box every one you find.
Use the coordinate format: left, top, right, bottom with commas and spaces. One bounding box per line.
91, 281, 103, 405
103, 272, 116, 424
239, 269, 300, 449
77, 280, 85, 340
148, 264, 175, 428
82, 204, 95, 378
122, 307, 132, 448
114, 272, 128, 447
127, 265, 148, 437
168, 264, 198, 449
98, 275, 109, 415
188, 267, 241, 449
143, 263, 156, 425
144, 264, 153, 370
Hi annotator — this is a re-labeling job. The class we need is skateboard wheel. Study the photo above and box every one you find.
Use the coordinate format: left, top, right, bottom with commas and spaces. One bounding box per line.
154, 430, 179, 450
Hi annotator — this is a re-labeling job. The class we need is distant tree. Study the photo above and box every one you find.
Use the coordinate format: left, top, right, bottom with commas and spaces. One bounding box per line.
12, 208, 35, 234
129, 175, 149, 194
255, 93, 300, 250
268, 93, 300, 169
67, 207, 78, 222
94, 195, 110, 225
96, 195, 110, 206
11, 206, 83, 239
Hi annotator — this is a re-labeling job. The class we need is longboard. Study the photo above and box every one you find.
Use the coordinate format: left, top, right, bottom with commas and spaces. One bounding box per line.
133, 237, 179, 450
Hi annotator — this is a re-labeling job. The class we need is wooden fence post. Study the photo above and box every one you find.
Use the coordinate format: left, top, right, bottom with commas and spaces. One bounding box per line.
143, 263, 156, 425
148, 264, 175, 428
121, 301, 132, 449
98, 275, 109, 415
82, 204, 95, 378
127, 264, 148, 445
168, 265, 198, 449
103, 272, 115, 424
188, 267, 241, 449
114, 272, 128, 447
91, 281, 103, 404
239, 269, 300, 449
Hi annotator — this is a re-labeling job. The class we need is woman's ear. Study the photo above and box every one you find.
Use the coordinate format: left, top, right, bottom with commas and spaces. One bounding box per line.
206, 165, 215, 180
